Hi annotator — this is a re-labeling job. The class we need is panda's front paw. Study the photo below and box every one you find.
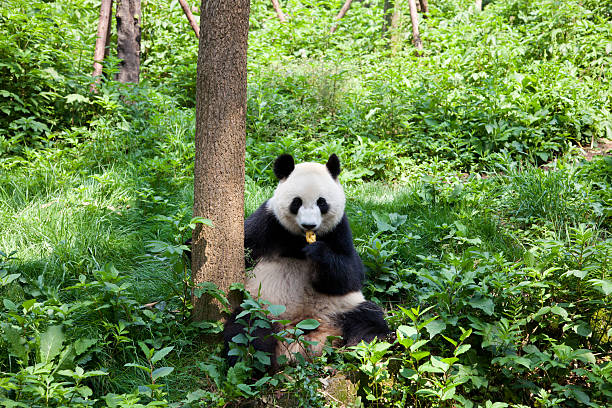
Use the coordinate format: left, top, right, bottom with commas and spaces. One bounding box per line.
302, 241, 329, 262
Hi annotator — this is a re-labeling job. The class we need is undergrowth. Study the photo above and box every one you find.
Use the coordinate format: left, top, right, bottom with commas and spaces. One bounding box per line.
1, 0, 611, 406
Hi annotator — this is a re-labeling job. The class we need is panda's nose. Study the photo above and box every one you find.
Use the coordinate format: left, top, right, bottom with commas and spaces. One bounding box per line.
301, 223, 316, 231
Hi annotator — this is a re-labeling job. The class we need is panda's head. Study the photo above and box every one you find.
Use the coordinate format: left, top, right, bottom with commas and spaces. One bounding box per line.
268, 154, 345, 236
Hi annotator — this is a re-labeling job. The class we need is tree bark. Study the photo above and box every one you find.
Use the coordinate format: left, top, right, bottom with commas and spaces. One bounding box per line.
192, 0, 250, 321
330, 0, 354, 34
91, 0, 113, 92
271, 0, 287, 23
408, 0, 423, 54
475, 0, 482, 12
419, 0, 429, 17
381, 0, 393, 36
116, 0, 141, 83
390, 0, 402, 54
178, 0, 200, 38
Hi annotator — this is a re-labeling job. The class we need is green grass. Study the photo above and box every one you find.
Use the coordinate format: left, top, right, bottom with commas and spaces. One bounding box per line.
1, 0, 611, 406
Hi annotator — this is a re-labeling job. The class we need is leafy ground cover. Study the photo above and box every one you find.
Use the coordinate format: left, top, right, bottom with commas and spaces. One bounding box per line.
0, 0, 611, 406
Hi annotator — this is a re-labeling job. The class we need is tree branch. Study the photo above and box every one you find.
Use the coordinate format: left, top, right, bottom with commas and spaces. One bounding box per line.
330, 0, 354, 34
91, 0, 113, 92
271, 0, 287, 23
178, 0, 200, 38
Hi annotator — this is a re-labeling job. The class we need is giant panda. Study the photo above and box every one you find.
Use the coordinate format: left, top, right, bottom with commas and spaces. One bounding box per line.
224, 154, 390, 369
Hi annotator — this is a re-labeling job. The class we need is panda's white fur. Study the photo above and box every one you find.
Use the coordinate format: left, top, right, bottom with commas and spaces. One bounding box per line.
267, 162, 345, 236
246, 256, 365, 322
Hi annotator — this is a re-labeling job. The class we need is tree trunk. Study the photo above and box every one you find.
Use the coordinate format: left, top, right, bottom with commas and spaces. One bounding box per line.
382, 0, 393, 36
116, 0, 141, 83
419, 0, 429, 17
330, 0, 354, 33
408, 0, 423, 54
475, 0, 482, 12
178, 0, 200, 38
192, 0, 250, 321
91, 0, 113, 91
390, 0, 402, 54
271, 0, 287, 23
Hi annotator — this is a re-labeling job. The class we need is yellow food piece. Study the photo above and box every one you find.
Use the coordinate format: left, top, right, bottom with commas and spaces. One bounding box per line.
305, 231, 317, 244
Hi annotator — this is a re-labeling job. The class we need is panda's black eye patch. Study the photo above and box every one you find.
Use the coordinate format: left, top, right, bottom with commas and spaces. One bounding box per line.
317, 197, 329, 214
289, 197, 302, 215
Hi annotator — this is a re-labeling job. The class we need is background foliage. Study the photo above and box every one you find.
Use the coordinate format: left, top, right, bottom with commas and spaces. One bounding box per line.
0, 0, 610, 406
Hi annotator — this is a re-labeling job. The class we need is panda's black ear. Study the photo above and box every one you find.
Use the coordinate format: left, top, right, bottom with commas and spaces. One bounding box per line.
274, 154, 295, 179
326, 154, 341, 179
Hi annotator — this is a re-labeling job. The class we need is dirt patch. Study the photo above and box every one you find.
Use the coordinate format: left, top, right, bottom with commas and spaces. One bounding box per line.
580, 138, 612, 161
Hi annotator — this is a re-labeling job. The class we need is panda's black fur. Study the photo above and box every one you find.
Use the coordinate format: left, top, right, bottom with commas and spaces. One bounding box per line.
224, 154, 390, 370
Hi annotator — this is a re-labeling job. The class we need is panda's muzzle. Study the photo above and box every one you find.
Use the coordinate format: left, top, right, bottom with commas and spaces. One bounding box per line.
300, 223, 317, 231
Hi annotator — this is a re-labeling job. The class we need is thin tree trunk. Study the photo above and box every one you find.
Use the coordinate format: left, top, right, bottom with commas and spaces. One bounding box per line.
103, 4, 113, 60
408, 0, 423, 54
390, 0, 401, 54
381, 0, 393, 37
91, 0, 113, 92
193, 0, 250, 321
419, 0, 429, 17
330, 0, 354, 33
178, 0, 200, 38
271, 0, 287, 23
475, 0, 482, 12
116, 0, 141, 83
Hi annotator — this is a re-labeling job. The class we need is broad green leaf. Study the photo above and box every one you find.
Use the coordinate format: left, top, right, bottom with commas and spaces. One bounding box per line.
1, 324, 27, 361
397, 325, 418, 340
468, 296, 494, 315
455, 344, 471, 356
65, 94, 90, 104
441, 386, 456, 401
39, 325, 64, 363
550, 306, 568, 319
151, 366, 174, 381
295, 319, 320, 330
267, 304, 286, 316
425, 319, 446, 339
236, 383, 254, 396
75, 338, 98, 355
151, 346, 174, 364
588, 279, 612, 296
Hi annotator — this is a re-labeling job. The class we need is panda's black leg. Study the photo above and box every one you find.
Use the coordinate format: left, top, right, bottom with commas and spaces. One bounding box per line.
338, 301, 391, 346
223, 308, 279, 372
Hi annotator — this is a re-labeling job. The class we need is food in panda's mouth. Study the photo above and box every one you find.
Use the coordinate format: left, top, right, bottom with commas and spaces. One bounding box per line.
305, 230, 316, 244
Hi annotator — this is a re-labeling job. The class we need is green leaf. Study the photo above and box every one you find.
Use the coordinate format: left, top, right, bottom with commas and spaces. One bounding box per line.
295, 319, 320, 330
39, 325, 64, 363
1, 323, 27, 361
455, 344, 471, 356
441, 386, 456, 400
550, 306, 568, 319
21, 299, 36, 311
425, 319, 446, 339
397, 325, 418, 340
125, 363, 150, 372
468, 296, 494, 315
237, 383, 254, 396
151, 346, 174, 364
65, 94, 90, 104
3, 299, 17, 311
588, 279, 612, 296
267, 304, 286, 316
74, 338, 98, 355
151, 366, 174, 381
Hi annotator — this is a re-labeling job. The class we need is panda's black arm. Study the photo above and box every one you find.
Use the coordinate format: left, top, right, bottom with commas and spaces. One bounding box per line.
244, 201, 272, 268
303, 215, 365, 295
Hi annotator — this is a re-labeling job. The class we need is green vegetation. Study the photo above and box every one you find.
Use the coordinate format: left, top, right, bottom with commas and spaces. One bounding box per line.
1, 0, 611, 406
